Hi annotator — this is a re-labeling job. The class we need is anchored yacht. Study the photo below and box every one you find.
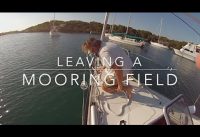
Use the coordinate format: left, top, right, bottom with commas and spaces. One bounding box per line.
174, 43, 200, 62
107, 33, 146, 48
105, 14, 146, 48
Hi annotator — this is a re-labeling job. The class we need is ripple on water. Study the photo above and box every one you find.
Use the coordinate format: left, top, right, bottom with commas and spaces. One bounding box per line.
5, 110, 10, 113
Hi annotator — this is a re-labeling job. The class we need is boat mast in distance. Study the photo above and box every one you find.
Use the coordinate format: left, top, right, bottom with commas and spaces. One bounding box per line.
110, 13, 117, 34
125, 13, 132, 35
49, 13, 60, 37
158, 18, 163, 43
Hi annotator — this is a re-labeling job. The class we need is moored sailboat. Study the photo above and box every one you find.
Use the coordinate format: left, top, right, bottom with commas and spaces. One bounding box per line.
49, 13, 60, 37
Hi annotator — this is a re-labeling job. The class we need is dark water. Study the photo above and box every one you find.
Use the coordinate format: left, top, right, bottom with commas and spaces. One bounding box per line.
118, 42, 200, 116
0, 33, 199, 124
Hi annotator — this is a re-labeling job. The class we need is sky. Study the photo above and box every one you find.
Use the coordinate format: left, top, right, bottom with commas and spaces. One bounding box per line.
1, 12, 200, 43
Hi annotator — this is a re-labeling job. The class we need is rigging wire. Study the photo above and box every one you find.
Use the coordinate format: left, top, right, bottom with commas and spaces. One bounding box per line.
184, 13, 200, 26
172, 13, 200, 106
172, 13, 200, 38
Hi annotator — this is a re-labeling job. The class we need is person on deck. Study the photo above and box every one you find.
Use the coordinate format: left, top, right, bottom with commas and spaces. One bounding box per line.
81, 37, 134, 99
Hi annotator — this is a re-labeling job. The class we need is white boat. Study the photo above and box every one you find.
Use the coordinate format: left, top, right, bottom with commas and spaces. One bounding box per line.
107, 33, 148, 48
49, 28, 60, 36
49, 13, 60, 37
108, 35, 144, 47
151, 42, 168, 49
106, 13, 146, 48
81, 13, 200, 125
174, 43, 200, 62
150, 18, 169, 49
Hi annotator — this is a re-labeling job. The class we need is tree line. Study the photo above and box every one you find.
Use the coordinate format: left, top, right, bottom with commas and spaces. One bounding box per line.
2, 20, 187, 49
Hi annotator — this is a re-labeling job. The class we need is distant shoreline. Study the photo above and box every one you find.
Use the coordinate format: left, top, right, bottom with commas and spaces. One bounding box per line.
0, 31, 21, 36
0, 20, 187, 49
0, 31, 100, 36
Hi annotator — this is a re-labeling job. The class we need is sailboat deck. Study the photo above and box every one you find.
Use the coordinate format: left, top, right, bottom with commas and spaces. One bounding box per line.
94, 79, 170, 125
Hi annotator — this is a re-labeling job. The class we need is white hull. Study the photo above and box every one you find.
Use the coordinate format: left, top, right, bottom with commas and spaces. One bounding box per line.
173, 43, 200, 62
49, 31, 60, 37
151, 42, 168, 49
174, 48, 196, 62
105, 33, 111, 37
108, 35, 142, 47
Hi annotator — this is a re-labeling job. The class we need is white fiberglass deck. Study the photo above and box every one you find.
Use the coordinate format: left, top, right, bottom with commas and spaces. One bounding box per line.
90, 78, 170, 125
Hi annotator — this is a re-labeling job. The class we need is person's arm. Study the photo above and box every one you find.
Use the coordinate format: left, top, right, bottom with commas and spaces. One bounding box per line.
111, 63, 123, 92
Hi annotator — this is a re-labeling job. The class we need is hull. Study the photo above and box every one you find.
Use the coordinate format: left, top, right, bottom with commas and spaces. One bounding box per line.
174, 48, 195, 62
151, 42, 168, 49
49, 31, 60, 37
108, 36, 142, 47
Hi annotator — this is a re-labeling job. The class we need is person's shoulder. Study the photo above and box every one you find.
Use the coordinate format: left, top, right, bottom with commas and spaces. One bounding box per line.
99, 42, 111, 55
102, 42, 117, 48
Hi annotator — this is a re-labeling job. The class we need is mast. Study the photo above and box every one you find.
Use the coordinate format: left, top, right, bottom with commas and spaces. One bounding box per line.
125, 14, 131, 35
158, 18, 163, 43
110, 13, 116, 34
101, 13, 109, 41
53, 13, 55, 27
